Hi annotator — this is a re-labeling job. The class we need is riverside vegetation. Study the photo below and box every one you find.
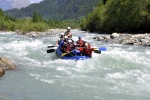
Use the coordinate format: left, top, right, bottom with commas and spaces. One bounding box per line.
1, 0, 150, 34
0, 9, 80, 33
1, 0, 100, 33
81, 0, 150, 34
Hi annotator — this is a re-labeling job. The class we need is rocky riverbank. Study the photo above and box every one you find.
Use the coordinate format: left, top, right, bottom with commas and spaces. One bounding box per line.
94, 33, 150, 46
14, 29, 150, 46
15, 29, 66, 37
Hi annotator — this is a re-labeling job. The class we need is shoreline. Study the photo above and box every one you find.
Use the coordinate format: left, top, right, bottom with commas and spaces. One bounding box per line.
1, 30, 150, 46
14, 28, 67, 37
94, 33, 150, 46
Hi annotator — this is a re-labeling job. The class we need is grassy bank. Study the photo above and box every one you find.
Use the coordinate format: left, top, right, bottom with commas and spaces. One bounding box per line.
0, 9, 81, 33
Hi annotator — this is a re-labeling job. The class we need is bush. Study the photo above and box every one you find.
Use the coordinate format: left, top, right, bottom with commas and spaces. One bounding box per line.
81, 0, 150, 33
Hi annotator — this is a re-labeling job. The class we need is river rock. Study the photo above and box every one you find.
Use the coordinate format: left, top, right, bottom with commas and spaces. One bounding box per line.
140, 39, 150, 46
0, 68, 5, 77
121, 37, 134, 45
93, 36, 104, 41
0, 57, 17, 70
95, 33, 150, 46
110, 32, 120, 39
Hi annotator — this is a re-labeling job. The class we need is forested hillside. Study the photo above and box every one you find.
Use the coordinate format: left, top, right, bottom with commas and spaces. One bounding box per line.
81, 0, 150, 33
5, 0, 100, 20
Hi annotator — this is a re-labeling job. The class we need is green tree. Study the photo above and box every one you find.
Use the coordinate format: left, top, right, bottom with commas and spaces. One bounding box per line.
81, 1, 105, 32
82, 0, 150, 33
103, 0, 107, 5
139, 0, 150, 32
0, 9, 4, 17
5, 0, 100, 20
32, 11, 44, 23
32, 12, 39, 22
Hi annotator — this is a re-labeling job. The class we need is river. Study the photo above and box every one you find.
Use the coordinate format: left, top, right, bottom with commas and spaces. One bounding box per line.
0, 30, 150, 100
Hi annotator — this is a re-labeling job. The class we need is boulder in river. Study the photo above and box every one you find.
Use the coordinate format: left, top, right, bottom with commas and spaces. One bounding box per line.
0, 68, 5, 77
0, 56, 17, 70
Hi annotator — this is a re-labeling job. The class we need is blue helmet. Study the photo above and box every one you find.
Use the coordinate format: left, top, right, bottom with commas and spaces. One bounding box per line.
78, 36, 82, 39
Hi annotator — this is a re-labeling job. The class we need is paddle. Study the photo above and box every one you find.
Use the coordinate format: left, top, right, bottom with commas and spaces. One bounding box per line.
47, 49, 55, 53
61, 49, 79, 57
61, 53, 68, 57
99, 47, 107, 51
47, 46, 58, 53
47, 46, 55, 48
92, 47, 106, 54
93, 50, 101, 54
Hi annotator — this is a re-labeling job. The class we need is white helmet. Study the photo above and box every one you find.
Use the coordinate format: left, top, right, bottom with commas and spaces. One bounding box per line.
64, 36, 68, 38
68, 40, 72, 43
61, 33, 64, 35
67, 27, 71, 30
57, 38, 60, 41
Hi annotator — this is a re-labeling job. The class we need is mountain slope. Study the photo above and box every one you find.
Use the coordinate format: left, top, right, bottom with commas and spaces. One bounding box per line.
5, 0, 100, 20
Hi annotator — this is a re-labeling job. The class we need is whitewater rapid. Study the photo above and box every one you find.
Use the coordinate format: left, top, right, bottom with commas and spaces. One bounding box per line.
0, 31, 150, 100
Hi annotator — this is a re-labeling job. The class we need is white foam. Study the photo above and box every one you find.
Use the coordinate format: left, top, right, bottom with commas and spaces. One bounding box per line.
137, 73, 150, 84
106, 72, 127, 79
0, 32, 15, 34
41, 79, 55, 84
29, 73, 40, 79
146, 49, 150, 55
104, 46, 150, 67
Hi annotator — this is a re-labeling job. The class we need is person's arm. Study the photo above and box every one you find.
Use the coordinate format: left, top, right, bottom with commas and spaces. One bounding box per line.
56, 38, 60, 46
56, 41, 59, 46
67, 32, 72, 37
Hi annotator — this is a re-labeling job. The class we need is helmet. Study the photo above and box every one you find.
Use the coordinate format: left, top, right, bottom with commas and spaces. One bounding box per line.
74, 43, 77, 45
68, 39, 72, 43
57, 38, 60, 41
67, 27, 71, 30
85, 43, 88, 46
61, 33, 64, 35
64, 36, 68, 38
78, 36, 82, 39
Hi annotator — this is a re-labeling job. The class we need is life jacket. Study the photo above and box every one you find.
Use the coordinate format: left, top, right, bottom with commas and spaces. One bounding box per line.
76, 40, 85, 47
63, 43, 72, 53
84, 44, 92, 57
77, 47, 84, 52
70, 43, 75, 50
59, 36, 64, 41
58, 40, 64, 48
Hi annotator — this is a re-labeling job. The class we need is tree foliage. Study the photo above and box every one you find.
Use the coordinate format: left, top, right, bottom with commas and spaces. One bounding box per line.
81, 0, 150, 33
32, 12, 44, 23
0, 8, 80, 32
5, 0, 100, 20
0, 9, 4, 17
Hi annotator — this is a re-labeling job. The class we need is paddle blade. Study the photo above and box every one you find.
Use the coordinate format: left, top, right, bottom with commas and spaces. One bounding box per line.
61, 53, 68, 57
93, 50, 101, 54
47, 49, 55, 53
99, 47, 106, 51
47, 46, 55, 48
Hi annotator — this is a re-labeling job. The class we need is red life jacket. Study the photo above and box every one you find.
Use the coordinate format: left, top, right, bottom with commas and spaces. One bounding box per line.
63, 44, 72, 53
76, 40, 85, 47
84, 44, 92, 57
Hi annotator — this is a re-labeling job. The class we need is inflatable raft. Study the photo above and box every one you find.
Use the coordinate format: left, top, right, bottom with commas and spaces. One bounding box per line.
55, 47, 91, 60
